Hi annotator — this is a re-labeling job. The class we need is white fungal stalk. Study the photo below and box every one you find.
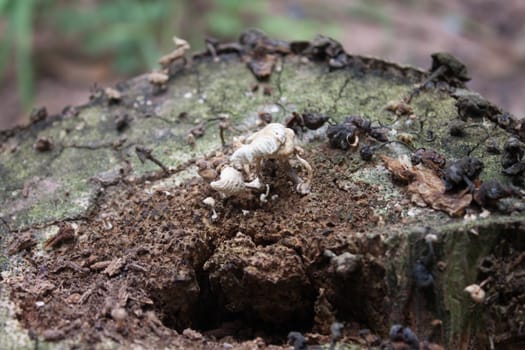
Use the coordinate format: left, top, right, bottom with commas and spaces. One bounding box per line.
230, 123, 313, 194
203, 197, 218, 221
230, 123, 287, 172
202, 123, 313, 198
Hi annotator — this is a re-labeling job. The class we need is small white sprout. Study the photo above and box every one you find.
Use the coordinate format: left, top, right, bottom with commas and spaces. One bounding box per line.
464, 284, 486, 303
148, 71, 169, 85
210, 166, 246, 197
203, 197, 218, 221
259, 184, 270, 203
425, 234, 438, 244
480, 209, 491, 218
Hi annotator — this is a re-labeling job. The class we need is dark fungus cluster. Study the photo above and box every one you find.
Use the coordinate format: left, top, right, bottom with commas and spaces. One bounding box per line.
455, 95, 525, 144
474, 180, 518, 211
411, 148, 447, 172
285, 111, 330, 135
443, 157, 484, 193
429, 52, 470, 87
388, 324, 420, 350
441, 155, 522, 212
501, 137, 525, 176
203, 29, 351, 82
326, 115, 388, 151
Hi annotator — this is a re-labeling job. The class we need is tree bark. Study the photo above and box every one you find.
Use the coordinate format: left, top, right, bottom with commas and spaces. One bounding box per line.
1, 32, 524, 349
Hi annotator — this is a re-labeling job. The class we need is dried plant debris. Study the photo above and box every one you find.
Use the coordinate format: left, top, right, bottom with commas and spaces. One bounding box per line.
385, 100, 414, 117
147, 71, 169, 86
411, 148, 446, 172
473, 180, 519, 211
304, 35, 345, 62
43, 224, 75, 250
239, 30, 351, 80
285, 111, 329, 135
30, 107, 48, 123
456, 95, 500, 121
203, 123, 313, 197
158, 36, 190, 67
8, 231, 37, 255
135, 145, 169, 173
327, 115, 387, 150
33, 136, 53, 152
429, 52, 470, 86
381, 155, 473, 217
443, 157, 483, 193
247, 47, 277, 82
104, 87, 122, 104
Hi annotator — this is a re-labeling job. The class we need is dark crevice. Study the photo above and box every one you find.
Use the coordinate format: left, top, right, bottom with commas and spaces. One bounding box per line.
152, 253, 316, 345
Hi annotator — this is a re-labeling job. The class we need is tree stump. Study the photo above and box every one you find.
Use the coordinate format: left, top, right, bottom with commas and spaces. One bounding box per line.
1, 30, 524, 349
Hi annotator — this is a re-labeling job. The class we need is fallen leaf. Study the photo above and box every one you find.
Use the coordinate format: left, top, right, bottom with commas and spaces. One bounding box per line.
247, 48, 277, 81
381, 155, 472, 217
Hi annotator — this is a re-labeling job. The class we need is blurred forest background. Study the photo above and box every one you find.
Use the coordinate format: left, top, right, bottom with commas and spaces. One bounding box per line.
0, 0, 524, 130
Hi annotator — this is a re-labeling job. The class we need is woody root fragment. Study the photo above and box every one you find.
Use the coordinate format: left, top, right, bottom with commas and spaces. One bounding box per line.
198, 123, 313, 198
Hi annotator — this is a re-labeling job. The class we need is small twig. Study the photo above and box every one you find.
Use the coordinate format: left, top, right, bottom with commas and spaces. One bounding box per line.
135, 145, 169, 173
0, 216, 12, 232
44, 225, 75, 249
78, 287, 94, 304
405, 65, 447, 104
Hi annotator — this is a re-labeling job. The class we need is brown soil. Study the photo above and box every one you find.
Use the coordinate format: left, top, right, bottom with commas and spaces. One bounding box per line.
6, 145, 404, 349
